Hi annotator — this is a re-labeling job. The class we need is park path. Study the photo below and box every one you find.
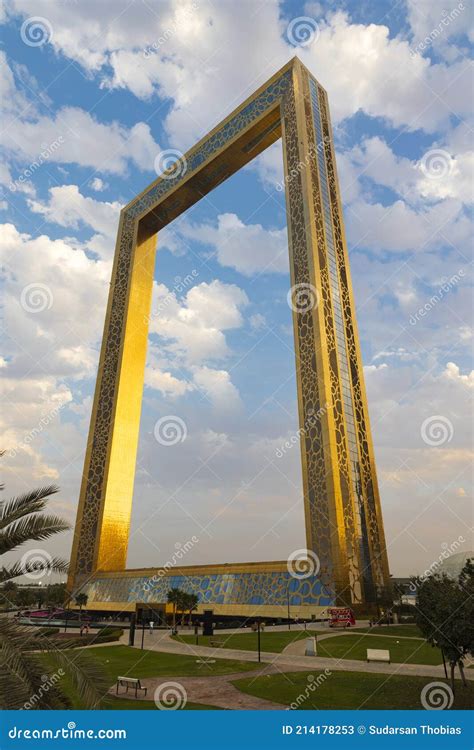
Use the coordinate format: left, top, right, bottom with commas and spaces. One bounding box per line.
112, 667, 284, 710
126, 628, 474, 681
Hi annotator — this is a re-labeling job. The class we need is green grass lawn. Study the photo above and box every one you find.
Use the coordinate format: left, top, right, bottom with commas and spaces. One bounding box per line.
233, 671, 473, 710
317, 634, 442, 664
41, 645, 259, 709
351, 625, 422, 637
173, 629, 324, 653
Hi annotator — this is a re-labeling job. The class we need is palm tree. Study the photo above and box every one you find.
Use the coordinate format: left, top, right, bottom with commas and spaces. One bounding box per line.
75, 592, 88, 621
167, 587, 183, 633
185, 593, 199, 627
0, 482, 108, 708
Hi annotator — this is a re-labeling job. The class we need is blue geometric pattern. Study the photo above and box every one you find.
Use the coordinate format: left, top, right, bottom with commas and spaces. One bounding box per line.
85, 570, 335, 608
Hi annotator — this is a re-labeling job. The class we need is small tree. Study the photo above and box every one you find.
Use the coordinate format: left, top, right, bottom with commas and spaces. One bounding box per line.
167, 587, 182, 632
413, 559, 473, 692
75, 593, 88, 621
186, 593, 199, 626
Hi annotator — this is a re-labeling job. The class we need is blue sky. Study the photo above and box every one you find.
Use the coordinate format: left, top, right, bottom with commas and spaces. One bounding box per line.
1, 0, 472, 579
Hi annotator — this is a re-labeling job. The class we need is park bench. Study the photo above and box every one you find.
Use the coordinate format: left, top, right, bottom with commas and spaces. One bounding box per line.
366, 648, 391, 664
116, 676, 148, 698
210, 639, 224, 647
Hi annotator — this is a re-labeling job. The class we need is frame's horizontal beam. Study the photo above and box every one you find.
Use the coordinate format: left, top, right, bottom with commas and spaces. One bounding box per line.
139, 105, 282, 235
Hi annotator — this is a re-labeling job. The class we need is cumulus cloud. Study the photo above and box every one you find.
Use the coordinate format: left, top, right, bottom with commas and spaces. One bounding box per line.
149, 279, 249, 363
163, 213, 289, 276
5, 2, 472, 142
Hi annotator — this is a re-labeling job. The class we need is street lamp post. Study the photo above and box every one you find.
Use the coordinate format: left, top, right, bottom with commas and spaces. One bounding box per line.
287, 583, 291, 630
257, 618, 261, 663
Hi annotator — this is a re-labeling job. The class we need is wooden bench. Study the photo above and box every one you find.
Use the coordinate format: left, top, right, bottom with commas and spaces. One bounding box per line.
366, 648, 391, 664
210, 639, 223, 647
116, 676, 148, 698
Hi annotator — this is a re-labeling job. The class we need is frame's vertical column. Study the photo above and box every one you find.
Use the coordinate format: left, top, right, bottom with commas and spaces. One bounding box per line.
318, 89, 390, 592
281, 61, 350, 602
67, 215, 156, 593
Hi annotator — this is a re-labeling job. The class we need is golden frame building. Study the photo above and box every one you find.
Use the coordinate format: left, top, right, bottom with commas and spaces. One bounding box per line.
68, 58, 390, 619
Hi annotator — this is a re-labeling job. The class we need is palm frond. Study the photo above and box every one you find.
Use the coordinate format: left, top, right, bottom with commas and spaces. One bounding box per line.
47, 647, 110, 709
0, 514, 70, 555
0, 486, 59, 530
0, 556, 69, 584
0, 618, 68, 709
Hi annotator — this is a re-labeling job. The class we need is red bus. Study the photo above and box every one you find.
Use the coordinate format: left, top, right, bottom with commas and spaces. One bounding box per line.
327, 607, 356, 627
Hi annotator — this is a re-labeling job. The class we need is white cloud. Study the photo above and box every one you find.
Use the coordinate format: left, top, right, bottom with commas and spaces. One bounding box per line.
192, 365, 242, 411
149, 279, 249, 364
442, 361, 474, 388
28, 185, 121, 240
90, 177, 107, 191
166, 213, 289, 276
0, 53, 161, 177
6, 2, 472, 143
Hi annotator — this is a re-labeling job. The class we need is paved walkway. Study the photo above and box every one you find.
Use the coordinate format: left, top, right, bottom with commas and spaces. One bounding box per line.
112, 668, 285, 710
127, 629, 473, 681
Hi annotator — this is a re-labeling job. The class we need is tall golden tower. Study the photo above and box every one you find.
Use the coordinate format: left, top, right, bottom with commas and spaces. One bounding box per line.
68, 58, 390, 609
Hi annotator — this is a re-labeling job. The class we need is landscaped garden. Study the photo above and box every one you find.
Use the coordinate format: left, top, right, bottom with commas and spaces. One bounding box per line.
315, 633, 443, 664
233, 670, 473, 710
41, 645, 259, 709
173, 628, 323, 653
